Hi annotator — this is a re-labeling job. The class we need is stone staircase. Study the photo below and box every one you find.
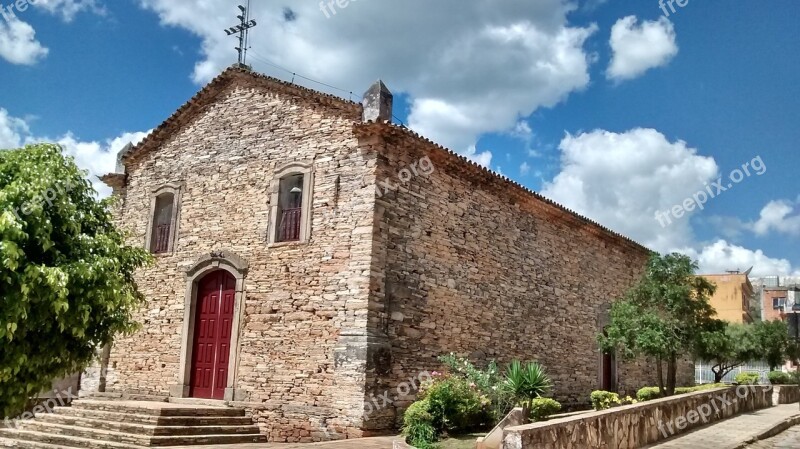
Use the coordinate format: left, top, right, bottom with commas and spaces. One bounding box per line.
0, 399, 266, 448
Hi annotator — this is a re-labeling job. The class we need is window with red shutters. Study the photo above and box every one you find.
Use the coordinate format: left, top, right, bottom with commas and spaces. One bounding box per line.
150, 193, 174, 254
277, 174, 304, 242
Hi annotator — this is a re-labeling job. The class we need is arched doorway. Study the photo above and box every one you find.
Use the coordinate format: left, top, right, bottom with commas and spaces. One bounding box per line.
189, 270, 237, 399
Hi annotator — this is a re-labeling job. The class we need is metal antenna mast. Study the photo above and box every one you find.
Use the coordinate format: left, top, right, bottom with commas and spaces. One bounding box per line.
225, 3, 257, 67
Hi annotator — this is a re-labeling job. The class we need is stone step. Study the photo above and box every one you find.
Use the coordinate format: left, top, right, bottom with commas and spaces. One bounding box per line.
38, 413, 261, 436
53, 406, 254, 426
5, 423, 265, 447
0, 429, 144, 449
71, 400, 244, 417
1, 436, 95, 449
32, 415, 262, 437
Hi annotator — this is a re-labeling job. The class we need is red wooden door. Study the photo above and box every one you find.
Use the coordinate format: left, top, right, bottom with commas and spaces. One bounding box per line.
190, 271, 236, 400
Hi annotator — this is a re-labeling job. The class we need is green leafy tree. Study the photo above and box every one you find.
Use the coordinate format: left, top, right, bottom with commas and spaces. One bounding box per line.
694, 322, 759, 383
599, 253, 720, 396
753, 319, 791, 370
0, 144, 151, 417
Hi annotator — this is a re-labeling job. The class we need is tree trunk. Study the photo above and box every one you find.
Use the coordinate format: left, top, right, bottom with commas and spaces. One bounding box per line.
713, 365, 724, 384
656, 357, 665, 397
666, 353, 677, 396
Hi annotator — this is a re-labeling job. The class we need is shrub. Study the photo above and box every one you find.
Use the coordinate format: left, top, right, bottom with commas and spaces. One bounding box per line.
438, 354, 512, 420
529, 398, 561, 421
422, 375, 492, 434
403, 399, 438, 449
590, 391, 638, 411
637, 384, 727, 402
768, 371, 792, 385
735, 372, 760, 385
636, 387, 662, 402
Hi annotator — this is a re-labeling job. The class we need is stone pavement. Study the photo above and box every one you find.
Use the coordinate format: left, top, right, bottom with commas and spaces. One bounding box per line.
648, 404, 800, 449
746, 425, 800, 448
171, 436, 410, 449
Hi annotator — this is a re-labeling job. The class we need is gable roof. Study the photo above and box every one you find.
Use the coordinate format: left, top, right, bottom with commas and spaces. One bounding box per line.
108, 66, 649, 254
118, 65, 361, 166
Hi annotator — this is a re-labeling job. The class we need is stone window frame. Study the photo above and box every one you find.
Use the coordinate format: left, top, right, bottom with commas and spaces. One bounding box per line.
144, 183, 182, 255
268, 162, 314, 246
172, 250, 249, 401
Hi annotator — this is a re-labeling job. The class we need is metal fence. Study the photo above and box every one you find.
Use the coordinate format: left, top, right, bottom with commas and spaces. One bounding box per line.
695, 361, 772, 384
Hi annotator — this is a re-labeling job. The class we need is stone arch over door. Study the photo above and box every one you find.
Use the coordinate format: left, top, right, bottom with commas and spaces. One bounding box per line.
171, 251, 249, 401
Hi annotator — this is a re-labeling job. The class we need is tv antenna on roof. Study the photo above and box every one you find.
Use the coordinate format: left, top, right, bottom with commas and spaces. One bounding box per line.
225, 2, 257, 67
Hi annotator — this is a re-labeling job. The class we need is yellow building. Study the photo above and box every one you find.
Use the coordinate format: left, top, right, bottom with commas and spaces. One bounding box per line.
703, 273, 755, 323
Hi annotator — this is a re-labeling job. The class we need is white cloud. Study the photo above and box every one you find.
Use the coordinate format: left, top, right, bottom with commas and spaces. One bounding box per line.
0, 1, 103, 65
520, 161, 531, 175
542, 128, 717, 251
29, 0, 104, 22
0, 107, 148, 196
752, 199, 800, 237
681, 240, 799, 277
607, 16, 678, 81
541, 128, 798, 276
0, 19, 48, 65
464, 145, 493, 167
136, 0, 597, 161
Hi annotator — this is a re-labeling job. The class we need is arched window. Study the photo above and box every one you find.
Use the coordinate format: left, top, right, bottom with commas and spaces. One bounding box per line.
146, 184, 182, 254
269, 163, 313, 245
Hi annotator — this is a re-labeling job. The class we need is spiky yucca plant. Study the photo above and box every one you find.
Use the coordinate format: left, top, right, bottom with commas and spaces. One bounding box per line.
502, 361, 553, 423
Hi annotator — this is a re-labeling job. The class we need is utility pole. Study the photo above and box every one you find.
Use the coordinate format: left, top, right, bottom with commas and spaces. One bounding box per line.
224, 2, 257, 67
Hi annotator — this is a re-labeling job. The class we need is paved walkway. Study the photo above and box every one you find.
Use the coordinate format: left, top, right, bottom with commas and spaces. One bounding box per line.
649, 404, 800, 449
172, 436, 410, 449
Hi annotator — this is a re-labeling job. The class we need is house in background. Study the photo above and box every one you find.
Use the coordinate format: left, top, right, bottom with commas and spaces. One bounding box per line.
703, 271, 756, 324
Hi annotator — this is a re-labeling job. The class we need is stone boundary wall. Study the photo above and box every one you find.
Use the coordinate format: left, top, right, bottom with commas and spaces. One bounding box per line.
502, 386, 773, 449
773, 385, 800, 404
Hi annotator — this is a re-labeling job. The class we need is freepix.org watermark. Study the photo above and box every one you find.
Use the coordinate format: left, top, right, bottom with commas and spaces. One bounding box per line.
657, 381, 770, 438
655, 155, 766, 228
364, 371, 431, 421
658, 0, 690, 18
3, 387, 76, 429
0, 0, 41, 24
8, 178, 75, 222
374, 156, 435, 199
319, 0, 363, 19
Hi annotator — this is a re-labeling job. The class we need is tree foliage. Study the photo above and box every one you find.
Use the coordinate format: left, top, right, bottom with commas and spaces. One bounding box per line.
0, 144, 150, 417
599, 253, 721, 396
694, 322, 759, 383
752, 319, 791, 370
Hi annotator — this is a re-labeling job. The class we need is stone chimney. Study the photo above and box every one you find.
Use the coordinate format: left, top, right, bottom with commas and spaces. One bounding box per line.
115, 142, 134, 174
361, 80, 393, 123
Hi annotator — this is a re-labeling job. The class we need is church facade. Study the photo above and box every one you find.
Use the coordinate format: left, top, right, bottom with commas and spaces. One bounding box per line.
92, 66, 693, 442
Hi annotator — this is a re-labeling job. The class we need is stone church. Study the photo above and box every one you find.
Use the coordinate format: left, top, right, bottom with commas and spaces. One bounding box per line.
90, 65, 693, 442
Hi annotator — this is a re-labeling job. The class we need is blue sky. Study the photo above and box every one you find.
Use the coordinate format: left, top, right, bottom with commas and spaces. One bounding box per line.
0, 0, 798, 276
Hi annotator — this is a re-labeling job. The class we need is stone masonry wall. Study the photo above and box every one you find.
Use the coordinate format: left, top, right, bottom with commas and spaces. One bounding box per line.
355, 124, 693, 429
107, 73, 379, 442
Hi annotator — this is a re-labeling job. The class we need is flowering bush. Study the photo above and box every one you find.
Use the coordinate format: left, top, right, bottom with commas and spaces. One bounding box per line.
403, 374, 493, 447
438, 353, 513, 420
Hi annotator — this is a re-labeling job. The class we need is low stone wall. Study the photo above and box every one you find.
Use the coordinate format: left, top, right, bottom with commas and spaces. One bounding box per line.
502, 386, 773, 449
772, 385, 800, 404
